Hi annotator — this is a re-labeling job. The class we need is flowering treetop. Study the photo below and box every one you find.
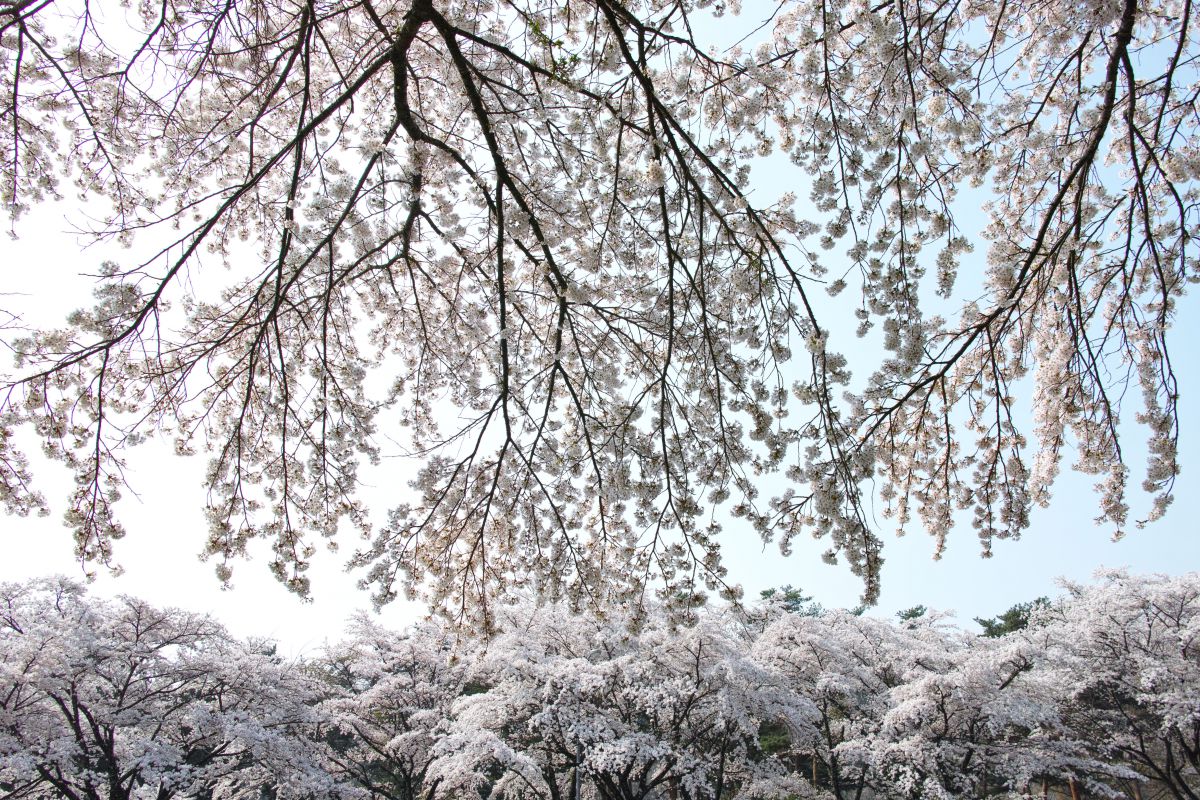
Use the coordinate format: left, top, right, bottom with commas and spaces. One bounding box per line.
0, 0, 1195, 622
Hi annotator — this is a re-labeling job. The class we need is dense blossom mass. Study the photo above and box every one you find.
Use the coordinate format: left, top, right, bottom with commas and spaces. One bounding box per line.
0, 0, 1196, 618
1, 571, 1197, 799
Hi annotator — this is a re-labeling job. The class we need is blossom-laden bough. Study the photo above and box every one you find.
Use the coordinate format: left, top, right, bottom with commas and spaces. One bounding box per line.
0, 0, 1195, 623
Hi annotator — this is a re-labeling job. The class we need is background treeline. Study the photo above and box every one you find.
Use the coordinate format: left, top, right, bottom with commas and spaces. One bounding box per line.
1, 571, 1196, 800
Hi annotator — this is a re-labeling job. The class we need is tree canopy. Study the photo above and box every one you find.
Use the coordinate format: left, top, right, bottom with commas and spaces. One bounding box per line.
0, 0, 1196, 621
4, 571, 1197, 799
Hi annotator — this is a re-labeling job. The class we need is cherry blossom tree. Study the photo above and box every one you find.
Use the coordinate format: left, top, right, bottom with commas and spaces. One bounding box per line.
751, 609, 941, 798
0, 578, 338, 800
431, 612, 582, 800
1, 0, 1195, 620
1039, 571, 1200, 800
442, 602, 799, 800
861, 632, 1136, 799
315, 615, 468, 800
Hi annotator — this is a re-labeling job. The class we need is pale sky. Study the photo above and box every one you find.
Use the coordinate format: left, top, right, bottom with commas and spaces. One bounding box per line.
2, 189, 1196, 654
2, 1, 1198, 648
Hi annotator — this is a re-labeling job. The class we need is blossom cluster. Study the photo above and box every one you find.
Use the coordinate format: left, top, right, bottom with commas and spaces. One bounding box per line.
0, 0, 1195, 619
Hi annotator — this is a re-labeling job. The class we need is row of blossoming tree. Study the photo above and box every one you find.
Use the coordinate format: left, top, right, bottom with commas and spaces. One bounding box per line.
2, 570, 1197, 800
